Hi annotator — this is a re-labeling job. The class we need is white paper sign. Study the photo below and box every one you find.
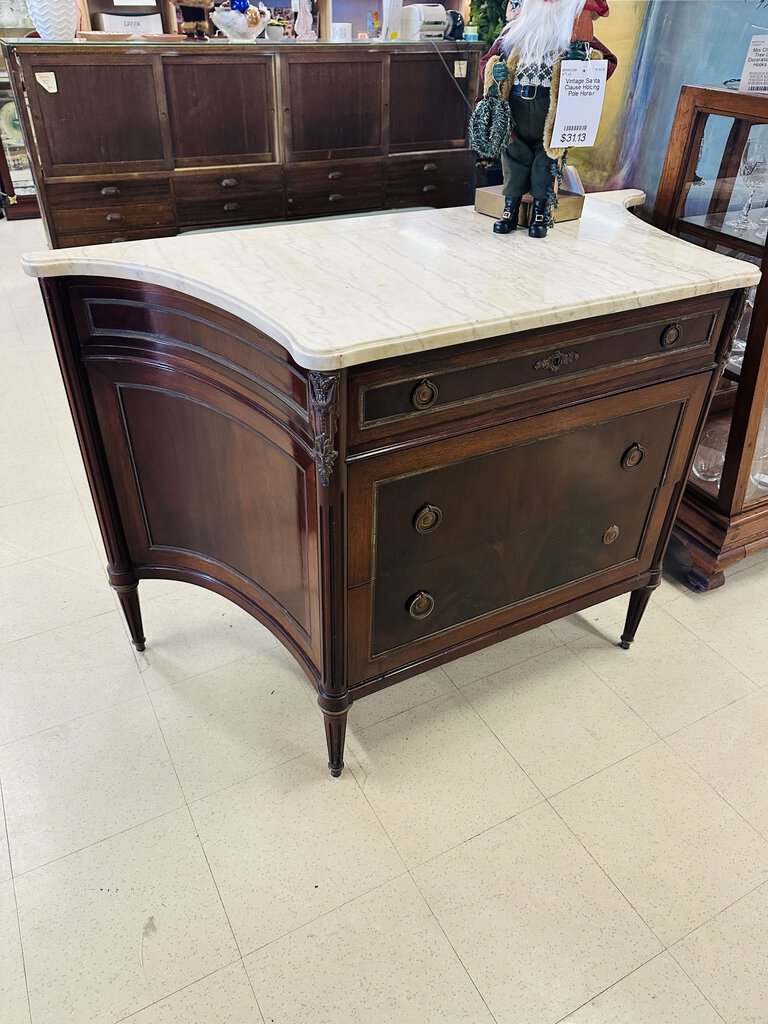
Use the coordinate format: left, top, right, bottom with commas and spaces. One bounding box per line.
740, 35, 768, 93
113, 1, 157, 6
549, 59, 607, 148
34, 72, 57, 94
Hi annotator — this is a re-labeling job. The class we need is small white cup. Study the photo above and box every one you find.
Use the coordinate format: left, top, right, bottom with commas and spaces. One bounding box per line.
331, 22, 352, 41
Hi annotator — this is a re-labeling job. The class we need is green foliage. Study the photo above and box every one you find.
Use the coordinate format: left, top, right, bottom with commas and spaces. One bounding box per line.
470, 0, 506, 50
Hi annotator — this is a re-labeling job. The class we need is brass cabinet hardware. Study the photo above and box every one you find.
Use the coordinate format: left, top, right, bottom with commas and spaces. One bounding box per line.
413, 504, 442, 534
223, 202, 240, 211
329, 193, 344, 202
328, 170, 343, 180
423, 162, 437, 171
100, 186, 119, 197
602, 524, 620, 545
105, 212, 122, 222
621, 443, 646, 470
111, 237, 127, 243
411, 379, 439, 410
534, 349, 579, 374
220, 178, 238, 187
660, 322, 682, 348
422, 184, 437, 193
407, 591, 435, 620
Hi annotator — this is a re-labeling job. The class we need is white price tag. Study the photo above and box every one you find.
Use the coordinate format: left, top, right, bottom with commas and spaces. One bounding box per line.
549, 59, 607, 148
740, 35, 768, 93
34, 72, 57, 94
454, 60, 467, 79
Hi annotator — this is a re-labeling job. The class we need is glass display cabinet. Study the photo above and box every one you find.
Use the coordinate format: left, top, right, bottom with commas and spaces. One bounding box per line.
0, 1, 38, 219
654, 85, 768, 590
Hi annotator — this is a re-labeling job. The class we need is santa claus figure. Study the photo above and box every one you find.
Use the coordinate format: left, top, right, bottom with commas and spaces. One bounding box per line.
480, 0, 617, 238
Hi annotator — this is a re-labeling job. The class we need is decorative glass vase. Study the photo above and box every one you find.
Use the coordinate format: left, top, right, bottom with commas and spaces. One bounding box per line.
25, 0, 77, 40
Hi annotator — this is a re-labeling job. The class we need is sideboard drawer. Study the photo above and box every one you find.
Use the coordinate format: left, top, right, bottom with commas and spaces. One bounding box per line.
56, 226, 177, 247
176, 192, 284, 227
173, 166, 283, 201
348, 296, 728, 446
47, 178, 171, 209
347, 374, 709, 682
286, 159, 384, 217
52, 202, 176, 234
385, 151, 474, 208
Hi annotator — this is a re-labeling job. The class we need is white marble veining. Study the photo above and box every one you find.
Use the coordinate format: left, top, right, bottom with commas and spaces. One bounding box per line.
22, 191, 760, 371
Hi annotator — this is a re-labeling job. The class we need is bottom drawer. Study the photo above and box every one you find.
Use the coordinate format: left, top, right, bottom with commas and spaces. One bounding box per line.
176, 192, 284, 228
56, 226, 177, 248
286, 186, 383, 219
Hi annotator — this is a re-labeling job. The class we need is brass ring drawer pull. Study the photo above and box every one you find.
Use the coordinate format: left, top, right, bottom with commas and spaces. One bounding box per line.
408, 590, 435, 620
329, 193, 344, 202
621, 443, 646, 471
105, 212, 122, 222
223, 202, 240, 212
660, 322, 682, 348
413, 504, 442, 534
411, 379, 439, 410
100, 186, 119, 197
221, 178, 238, 187
602, 525, 620, 545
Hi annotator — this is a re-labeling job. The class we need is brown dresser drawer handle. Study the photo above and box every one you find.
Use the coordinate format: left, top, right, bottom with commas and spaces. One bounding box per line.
660, 323, 682, 348
408, 590, 435, 620
111, 237, 128, 243
602, 525, 620, 545
223, 202, 240, 212
328, 171, 343, 180
534, 349, 579, 374
100, 186, 120, 197
329, 193, 344, 202
413, 504, 442, 534
621, 443, 646, 471
422, 184, 438, 194
423, 162, 438, 172
411, 379, 439, 410
105, 212, 122, 222
221, 178, 238, 188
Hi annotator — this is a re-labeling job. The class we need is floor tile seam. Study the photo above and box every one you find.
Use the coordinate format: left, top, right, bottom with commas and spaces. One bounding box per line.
658, 736, 768, 848
0, 606, 118, 651
662, 688, 765, 742
0, 539, 110, 581
544, 735, 664, 801
664, 945, 730, 1023
110, 957, 247, 1024
347, 671, 464, 736
445, 634, 568, 692
0, 687, 157, 753
144, 690, 246, 965
181, 749, 311, 808
135, 647, 276, 692
9, 802, 189, 882
551, 948, 670, 1024
343, 749, 411, 873
545, 798, 666, 949
663, 602, 768, 686
1, 773, 34, 1024
238, 868, 413, 960
406, 868, 501, 1024
0, 482, 77, 512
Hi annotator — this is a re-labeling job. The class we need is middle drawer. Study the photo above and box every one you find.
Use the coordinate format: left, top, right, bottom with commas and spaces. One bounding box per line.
285, 160, 384, 218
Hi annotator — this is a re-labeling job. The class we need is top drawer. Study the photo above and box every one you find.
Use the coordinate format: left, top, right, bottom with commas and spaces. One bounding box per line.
47, 178, 171, 210
172, 166, 283, 201
348, 295, 729, 447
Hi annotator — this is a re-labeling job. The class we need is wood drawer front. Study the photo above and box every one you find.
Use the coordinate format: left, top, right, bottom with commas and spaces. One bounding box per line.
52, 202, 175, 234
385, 151, 474, 206
385, 177, 473, 209
349, 297, 728, 446
347, 374, 709, 682
176, 192, 285, 228
56, 227, 177, 248
47, 179, 172, 210
285, 161, 384, 217
173, 166, 283, 201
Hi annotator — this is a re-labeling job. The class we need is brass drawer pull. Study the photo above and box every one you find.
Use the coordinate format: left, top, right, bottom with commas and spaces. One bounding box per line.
411, 379, 439, 410
423, 162, 437, 172
328, 170, 343, 180
534, 349, 579, 374
329, 193, 344, 202
111, 237, 128, 243
422, 184, 438, 194
221, 177, 238, 188
100, 186, 120, 197
105, 212, 122, 222
660, 322, 682, 348
408, 590, 435, 620
602, 525, 620, 545
223, 202, 240, 212
621, 443, 646, 471
413, 504, 442, 534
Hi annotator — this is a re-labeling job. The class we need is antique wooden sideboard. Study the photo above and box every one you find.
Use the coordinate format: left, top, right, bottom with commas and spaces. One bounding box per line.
24, 193, 759, 775
2, 39, 481, 248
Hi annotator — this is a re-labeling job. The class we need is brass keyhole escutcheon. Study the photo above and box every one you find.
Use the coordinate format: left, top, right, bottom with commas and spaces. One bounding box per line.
411, 379, 439, 411
602, 525, 620, 545
621, 443, 646, 471
660, 323, 682, 348
413, 504, 442, 534
407, 590, 435, 620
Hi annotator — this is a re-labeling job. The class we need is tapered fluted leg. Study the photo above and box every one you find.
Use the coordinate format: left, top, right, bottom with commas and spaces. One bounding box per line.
323, 709, 348, 778
619, 584, 656, 650
113, 581, 146, 651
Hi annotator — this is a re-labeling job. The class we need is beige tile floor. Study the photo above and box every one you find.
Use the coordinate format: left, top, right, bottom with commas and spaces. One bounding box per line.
2, 217, 768, 1024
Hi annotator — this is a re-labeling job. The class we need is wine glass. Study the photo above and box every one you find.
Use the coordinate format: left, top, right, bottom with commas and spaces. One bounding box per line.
727, 140, 768, 232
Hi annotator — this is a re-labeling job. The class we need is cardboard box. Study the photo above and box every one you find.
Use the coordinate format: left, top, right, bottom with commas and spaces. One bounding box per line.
474, 165, 585, 225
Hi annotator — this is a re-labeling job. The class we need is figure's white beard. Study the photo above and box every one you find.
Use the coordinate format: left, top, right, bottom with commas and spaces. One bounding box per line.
500, 0, 587, 65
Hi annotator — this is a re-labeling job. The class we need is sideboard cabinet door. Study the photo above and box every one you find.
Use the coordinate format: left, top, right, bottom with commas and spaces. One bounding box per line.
389, 53, 474, 152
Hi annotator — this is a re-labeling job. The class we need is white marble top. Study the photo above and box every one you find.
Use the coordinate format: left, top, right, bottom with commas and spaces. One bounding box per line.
23, 191, 760, 371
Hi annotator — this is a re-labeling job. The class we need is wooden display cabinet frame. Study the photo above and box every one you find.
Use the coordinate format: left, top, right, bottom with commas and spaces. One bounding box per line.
654, 85, 768, 589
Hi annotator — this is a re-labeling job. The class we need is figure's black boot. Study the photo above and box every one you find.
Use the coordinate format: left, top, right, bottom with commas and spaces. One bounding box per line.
528, 199, 549, 238
493, 196, 521, 234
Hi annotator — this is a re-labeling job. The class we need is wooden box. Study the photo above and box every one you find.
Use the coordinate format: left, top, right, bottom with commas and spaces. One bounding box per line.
474, 165, 585, 225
